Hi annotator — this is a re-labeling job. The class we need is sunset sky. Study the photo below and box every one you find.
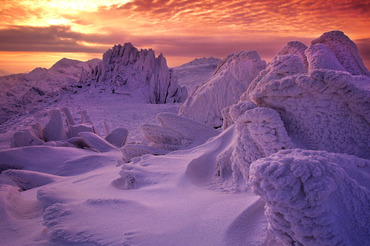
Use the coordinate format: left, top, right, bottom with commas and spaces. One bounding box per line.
0, 0, 369, 75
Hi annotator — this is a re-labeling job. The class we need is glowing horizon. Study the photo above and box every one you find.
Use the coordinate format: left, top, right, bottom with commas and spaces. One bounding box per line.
0, 0, 369, 75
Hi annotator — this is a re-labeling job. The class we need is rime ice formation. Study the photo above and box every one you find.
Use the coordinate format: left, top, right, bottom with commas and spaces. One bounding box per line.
10, 129, 44, 148
311, 30, 370, 76
105, 128, 128, 148
248, 69, 370, 158
83, 43, 187, 103
121, 144, 169, 162
216, 105, 294, 190
250, 149, 370, 245
141, 113, 219, 151
0, 58, 100, 124
179, 51, 266, 128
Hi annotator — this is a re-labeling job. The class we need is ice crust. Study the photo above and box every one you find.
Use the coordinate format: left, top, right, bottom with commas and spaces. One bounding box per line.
179, 51, 266, 127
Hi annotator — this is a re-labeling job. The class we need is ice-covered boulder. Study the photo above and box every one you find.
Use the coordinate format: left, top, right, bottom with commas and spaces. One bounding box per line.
105, 128, 128, 148
141, 113, 219, 151
216, 106, 294, 190
248, 69, 370, 159
42, 109, 67, 142
311, 30, 370, 76
250, 149, 370, 245
83, 42, 187, 103
179, 51, 266, 128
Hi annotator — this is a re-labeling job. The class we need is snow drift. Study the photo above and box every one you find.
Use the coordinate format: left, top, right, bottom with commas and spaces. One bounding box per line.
82, 42, 187, 103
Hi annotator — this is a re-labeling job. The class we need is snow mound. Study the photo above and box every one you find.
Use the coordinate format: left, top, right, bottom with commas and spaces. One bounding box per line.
311, 30, 370, 76
248, 69, 370, 158
141, 112, 219, 151
250, 149, 370, 245
179, 51, 266, 128
82, 42, 187, 103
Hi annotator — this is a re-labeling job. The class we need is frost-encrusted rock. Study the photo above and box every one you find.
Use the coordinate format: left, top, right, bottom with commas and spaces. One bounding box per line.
241, 54, 306, 101
105, 128, 128, 148
248, 69, 370, 158
311, 30, 370, 76
42, 109, 67, 142
179, 51, 266, 127
141, 113, 219, 151
250, 149, 370, 245
277, 41, 308, 70
83, 43, 187, 103
216, 107, 294, 190
305, 43, 346, 72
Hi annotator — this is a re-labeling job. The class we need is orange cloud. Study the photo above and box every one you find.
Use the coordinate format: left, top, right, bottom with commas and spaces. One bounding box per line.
0, 0, 369, 74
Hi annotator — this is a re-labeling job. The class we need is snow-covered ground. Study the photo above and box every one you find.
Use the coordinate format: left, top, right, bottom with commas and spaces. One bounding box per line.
1, 31, 370, 245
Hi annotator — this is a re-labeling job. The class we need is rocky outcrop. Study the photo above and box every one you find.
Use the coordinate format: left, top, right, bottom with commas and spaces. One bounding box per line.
179, 51, 266, 128
83, 43, 187, 104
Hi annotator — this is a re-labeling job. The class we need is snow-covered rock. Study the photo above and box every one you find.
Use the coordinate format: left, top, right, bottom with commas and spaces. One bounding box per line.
250, 149, 370, 245
141, 113, 219, 151
67, 124, 94, 138
311, 30, 370, 76
248, 69, 370, 158
83, 42, 187, 103
179, 51, 266, 128
78, 132, 118, 152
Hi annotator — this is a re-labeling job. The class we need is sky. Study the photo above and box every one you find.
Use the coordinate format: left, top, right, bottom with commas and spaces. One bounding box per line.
0, 0, 369, 75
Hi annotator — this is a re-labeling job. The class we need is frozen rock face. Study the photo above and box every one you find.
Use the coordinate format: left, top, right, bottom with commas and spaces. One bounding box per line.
311, 30, 370, 76
248, 69, 370, 159
179, 51, 266, 128
250, 149, 370, 246
217, 105, 294, 190
83, 43, 187, 104
141, 113, 219, 151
